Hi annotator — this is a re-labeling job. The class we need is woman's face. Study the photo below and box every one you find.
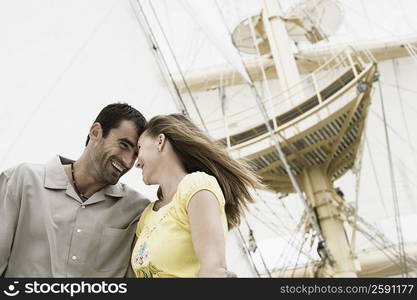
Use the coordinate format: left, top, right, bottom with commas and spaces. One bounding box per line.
136, 132, 160, 185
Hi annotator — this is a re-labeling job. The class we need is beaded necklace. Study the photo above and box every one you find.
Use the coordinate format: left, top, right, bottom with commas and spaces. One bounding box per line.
70, 163, 88, 201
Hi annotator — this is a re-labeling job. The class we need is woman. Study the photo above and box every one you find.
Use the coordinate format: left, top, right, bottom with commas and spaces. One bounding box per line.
131, 114, 263, 278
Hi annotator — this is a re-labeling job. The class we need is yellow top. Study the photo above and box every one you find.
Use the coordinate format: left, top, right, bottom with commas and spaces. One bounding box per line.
131, 171, 228, 278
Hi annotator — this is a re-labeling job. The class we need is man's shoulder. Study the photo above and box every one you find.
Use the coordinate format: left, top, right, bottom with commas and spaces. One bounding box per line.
118, 183, 151, 204
113, 183, 151, 214
2, 162, 44, 179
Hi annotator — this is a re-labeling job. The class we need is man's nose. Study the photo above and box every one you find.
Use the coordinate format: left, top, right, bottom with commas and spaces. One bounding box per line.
122, 153, 135, 169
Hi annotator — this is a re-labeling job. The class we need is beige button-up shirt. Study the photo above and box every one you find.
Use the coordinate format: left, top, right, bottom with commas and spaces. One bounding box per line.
0, 156, 149, 277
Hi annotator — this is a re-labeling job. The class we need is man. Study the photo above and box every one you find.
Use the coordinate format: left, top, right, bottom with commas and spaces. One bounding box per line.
0, 103, 150, 277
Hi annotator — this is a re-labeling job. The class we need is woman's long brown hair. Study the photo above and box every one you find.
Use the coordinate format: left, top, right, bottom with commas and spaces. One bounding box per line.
144, 114, 264, 229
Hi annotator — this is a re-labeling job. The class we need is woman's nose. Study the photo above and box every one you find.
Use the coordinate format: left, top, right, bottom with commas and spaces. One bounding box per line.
136, 159, 143, 168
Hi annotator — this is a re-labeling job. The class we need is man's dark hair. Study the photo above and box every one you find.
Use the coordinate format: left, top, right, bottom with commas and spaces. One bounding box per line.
85, 103, 147, 146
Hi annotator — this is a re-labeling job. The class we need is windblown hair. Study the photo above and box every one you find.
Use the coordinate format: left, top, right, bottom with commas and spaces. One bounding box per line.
144, 114, 264, 229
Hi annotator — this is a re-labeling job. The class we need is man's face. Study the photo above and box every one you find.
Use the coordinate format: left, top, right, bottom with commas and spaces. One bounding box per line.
90, 120, 140, 185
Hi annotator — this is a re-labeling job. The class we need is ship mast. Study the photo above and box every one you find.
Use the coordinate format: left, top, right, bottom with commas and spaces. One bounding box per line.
261, 0, 300, 95
260, 0, 357, 277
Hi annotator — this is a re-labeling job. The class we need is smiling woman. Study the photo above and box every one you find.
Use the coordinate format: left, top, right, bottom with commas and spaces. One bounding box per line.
131, 113, 263, 277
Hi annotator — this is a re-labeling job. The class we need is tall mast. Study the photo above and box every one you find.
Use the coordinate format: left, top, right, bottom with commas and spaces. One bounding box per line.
261, 0, 357, 277
261, 0, 300, 95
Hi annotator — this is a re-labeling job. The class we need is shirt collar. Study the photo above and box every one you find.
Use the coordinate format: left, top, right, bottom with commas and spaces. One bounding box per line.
44, 155, 69, 189
44, 155, 125, 198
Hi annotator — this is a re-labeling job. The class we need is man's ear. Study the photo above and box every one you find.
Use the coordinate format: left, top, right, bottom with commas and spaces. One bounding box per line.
89, 122, 103, 143
157, 133, 166, 152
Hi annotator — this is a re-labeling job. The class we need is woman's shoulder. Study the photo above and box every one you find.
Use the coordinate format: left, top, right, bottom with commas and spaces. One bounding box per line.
179, 171, 218, 190
177, 171, 224, 206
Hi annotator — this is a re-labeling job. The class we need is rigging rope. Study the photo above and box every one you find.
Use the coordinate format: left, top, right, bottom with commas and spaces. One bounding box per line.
343, 2, 417, 68
246, 209, 326, 272
145, 0, 208, 131
367, 133, 417, 183
274, 216, 307, 275
255, 191, 298, 232
348, 215, 417, 273
339, 201, 417, 273
365, 138, 388, 216
377, 81, 408, 277
286, 229, 307, 278
243, 219, 272, 277
392, 58, 417, 172
291, 230, 311, 278
130, 0, 188, 115
236, 227, 261, 277
250, 205, 293, 237
349, 105, 369, 254
370, 109, 414, 147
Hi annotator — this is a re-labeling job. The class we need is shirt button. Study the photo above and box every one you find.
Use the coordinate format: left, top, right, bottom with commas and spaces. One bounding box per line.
72, 256, 77, 260
81, 205, 86, 209
76, 229, 82, 233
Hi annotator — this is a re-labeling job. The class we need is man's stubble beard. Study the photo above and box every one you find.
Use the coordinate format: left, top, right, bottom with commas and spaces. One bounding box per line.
90, 141, 117, 186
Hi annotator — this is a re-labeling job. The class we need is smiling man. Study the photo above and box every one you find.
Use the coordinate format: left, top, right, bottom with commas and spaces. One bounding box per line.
0, 103, 150, 277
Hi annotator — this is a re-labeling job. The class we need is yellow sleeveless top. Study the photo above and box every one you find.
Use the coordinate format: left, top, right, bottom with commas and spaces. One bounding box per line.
131, 171, 228, 278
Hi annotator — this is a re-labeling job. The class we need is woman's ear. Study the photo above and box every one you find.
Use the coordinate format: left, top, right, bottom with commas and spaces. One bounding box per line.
88, 122, 103, 143
157, 133, 166, 152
